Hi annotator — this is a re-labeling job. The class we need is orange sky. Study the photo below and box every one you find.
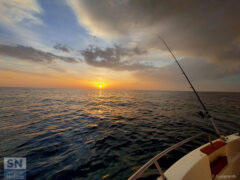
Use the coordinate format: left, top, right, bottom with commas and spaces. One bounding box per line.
0, 68, 185, 91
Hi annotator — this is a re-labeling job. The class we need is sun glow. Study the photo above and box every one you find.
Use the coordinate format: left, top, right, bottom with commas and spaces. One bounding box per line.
96, 82, 104, 89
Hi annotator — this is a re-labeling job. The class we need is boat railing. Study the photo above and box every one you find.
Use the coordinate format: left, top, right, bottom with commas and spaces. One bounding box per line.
128, 132, 212, 180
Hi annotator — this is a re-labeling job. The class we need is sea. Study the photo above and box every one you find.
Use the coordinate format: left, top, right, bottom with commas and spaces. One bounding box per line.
0, 87, 239, 180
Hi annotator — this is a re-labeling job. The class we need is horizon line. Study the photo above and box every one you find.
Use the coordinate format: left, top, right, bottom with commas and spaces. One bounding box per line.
0, 86, 239, 93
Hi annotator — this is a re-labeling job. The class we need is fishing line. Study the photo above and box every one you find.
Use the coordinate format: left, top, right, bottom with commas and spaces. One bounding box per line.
160, 37, 221, 137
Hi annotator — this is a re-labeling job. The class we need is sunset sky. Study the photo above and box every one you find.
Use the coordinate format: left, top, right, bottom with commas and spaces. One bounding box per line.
0, 0, 239, 91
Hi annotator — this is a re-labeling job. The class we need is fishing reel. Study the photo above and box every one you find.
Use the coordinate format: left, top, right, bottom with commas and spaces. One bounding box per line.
198, 111, 211, 119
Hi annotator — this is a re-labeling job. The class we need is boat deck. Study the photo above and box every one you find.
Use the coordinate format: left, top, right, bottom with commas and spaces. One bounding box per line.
129, 133, 240, 180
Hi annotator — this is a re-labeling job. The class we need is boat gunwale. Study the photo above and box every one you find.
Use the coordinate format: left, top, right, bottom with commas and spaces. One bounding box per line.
128, 132, 213, 180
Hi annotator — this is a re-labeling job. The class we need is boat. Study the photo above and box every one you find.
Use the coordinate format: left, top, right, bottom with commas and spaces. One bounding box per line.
129, 133, 240, 180
129, 39, 240, 180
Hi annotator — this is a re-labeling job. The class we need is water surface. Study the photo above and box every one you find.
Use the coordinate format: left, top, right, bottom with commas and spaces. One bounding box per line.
0, 88, 239, 179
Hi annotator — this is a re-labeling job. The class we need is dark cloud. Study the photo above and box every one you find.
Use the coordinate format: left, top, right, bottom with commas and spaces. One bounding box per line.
136, 58, 227, 82
80, 45, 150, 71
134, 58, 240, 91
53, 43, 71, 52
0, 44, 78, 63
70, 0, 240, 71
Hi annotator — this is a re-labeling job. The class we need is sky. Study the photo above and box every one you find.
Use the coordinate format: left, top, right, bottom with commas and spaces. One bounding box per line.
0, 0, 239, 91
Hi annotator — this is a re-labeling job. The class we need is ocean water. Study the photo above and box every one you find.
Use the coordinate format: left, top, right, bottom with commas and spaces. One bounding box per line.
0, 88, 239, 180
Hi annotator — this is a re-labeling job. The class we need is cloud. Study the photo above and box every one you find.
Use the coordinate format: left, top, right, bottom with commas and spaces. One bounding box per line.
0, 0, 42, 25
68, 0, 240, 72
136, 58, 226, 82
53, 43, 71, 53
80, 44, 151, 71
133, 58, 240, 91
0, 0, 44, 47
0, 44, 79, 63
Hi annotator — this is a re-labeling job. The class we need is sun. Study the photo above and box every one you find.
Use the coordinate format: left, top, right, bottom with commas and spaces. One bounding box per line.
96, 82, 104, 89
98, 84, 103, 88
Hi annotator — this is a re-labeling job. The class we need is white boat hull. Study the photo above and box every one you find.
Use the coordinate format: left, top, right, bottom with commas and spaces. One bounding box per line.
158, 133, 240, 180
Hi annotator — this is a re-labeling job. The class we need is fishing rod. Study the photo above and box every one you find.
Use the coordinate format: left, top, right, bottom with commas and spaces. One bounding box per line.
160, 38, 221, 137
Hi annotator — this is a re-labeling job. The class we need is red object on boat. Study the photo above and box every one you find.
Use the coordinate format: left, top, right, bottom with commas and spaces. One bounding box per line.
210, 156, 228, 177
200, 141, 226, 155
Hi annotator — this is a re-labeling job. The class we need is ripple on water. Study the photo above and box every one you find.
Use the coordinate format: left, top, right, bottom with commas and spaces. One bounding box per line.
0, 88, 239, 179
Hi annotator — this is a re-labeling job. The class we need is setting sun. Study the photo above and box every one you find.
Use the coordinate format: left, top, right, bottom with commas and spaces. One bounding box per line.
96, 82, 104, 89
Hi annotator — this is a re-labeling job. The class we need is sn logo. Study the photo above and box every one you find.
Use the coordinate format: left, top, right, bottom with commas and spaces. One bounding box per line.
4, 157, 26, 170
